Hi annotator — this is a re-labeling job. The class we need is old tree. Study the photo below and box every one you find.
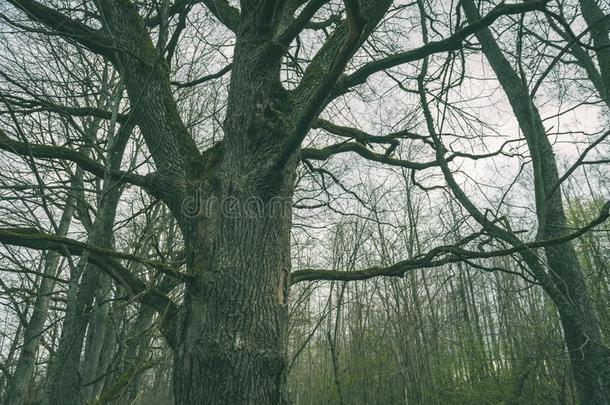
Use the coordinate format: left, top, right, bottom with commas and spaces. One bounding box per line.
0, 0, 609, 404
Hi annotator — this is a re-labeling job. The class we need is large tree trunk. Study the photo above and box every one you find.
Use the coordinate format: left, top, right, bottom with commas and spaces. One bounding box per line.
173, 123, 296, 405
75, 2, 387, 403
462, 2, 610, 403
173, 208, 292, 403
173, 164, 295, 403
168, 15, 299, 400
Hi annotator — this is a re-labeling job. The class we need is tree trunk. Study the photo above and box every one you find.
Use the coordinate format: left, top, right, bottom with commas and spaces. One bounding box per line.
579, 0, 610, 104
173, 189, 294, 404
544, 225, 610, 405
4, 175, 77, 405
40, 1, 389, 403
81, 273, 112, 402
172, 147, 296, 403
462, 1, 610, 403
165, 10, 303, 399
43, 215, 119, 405
124, 305, 156, 403
43, 119, 132, 405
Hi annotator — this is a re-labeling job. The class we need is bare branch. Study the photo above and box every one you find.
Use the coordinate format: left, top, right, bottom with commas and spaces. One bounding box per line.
271, 0, 373, 174
276, 0, 329, 46
0, 227, 183, 345
291, 200, 610, 284
6, 0, 116, 59
0, 129, 158, 194
335, 0, 549, 95
171, 63, 232, 88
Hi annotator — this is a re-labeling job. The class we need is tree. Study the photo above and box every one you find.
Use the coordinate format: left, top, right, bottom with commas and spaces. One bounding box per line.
0, 0, 608, 404
459, 0, 610, 402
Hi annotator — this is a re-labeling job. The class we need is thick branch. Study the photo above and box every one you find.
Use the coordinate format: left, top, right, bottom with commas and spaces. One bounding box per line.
276, 0, 329, 46
335, 0, 548, 95
94, 0, 201, 198
0, 227, 182, 345
0, 91, 129, 122
313, 118, 403, 147
580, 0, 610, 101
272, 0, 375, 173
302, 138, 515, 168
0, 227, 186, 280
201, 0, 241, 31
0, 130, 157, 193
171, 63, 232, 88
301, 142, 437, 169
6, 0, 116, 59
291, 200, 610, 284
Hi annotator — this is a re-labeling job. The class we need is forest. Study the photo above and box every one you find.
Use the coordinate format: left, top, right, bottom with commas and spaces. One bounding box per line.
0, 0, 608, 404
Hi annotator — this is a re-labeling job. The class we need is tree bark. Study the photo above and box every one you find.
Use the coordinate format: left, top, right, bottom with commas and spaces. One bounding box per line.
173, 211, 293, 403
172, 110, 297, 405
172, 165, 296, 404
579, 0, 610, 104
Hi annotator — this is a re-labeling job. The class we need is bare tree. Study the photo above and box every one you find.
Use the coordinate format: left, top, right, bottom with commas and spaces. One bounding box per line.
0, 0, 608, 404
